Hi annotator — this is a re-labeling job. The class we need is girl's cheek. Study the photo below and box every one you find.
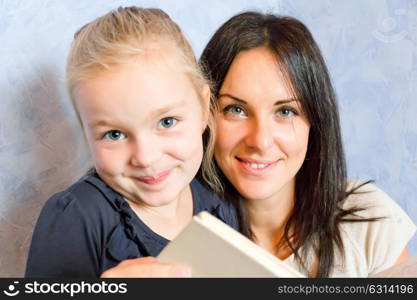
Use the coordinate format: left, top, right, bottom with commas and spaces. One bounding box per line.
166, 127, 204, 159
93, 147, 124, 174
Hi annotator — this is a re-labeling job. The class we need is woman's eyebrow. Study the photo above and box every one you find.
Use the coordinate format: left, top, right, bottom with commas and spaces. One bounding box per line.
219, 93, 297, 105
218, 93, 247, 103
274, 99, 298, 105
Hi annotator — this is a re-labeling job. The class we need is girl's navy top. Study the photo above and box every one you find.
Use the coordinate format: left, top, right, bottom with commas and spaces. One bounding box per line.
25, 172, 238, 277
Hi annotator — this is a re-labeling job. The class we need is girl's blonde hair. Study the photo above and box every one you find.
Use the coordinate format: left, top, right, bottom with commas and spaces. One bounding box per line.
67, 6, 221, 191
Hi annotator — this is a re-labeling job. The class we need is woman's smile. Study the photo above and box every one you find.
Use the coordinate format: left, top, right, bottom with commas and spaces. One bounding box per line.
235, 156, 280, 176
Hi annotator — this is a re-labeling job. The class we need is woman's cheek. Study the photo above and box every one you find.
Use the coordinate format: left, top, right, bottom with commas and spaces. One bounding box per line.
215, 119, 236, 153
272, 123, 309, 157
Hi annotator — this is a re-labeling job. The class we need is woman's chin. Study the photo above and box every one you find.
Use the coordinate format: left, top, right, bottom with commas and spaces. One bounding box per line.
235, 185, 275, 202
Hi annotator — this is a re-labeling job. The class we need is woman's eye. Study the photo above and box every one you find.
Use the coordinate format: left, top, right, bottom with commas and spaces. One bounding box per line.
277, 107, 297, 118
223, 105, 246, 116
103, 130, 126, 141
158, 117, 177, 129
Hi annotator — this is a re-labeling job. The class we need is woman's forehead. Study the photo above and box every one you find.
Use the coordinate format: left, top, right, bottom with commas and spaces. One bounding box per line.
220, 48, 294, 103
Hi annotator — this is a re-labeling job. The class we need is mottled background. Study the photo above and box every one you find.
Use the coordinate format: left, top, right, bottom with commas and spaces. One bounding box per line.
1, 0, 416, 277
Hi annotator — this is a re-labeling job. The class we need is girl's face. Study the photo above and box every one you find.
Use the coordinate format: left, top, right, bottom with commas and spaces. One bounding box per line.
215, 47, 310, 202
75, 56, 208, 207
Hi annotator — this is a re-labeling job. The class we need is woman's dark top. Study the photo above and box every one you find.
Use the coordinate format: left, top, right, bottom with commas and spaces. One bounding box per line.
25, 172, 238, 277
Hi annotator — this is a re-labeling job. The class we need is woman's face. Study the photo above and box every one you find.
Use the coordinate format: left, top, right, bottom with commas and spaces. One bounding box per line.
214, 47, 310, 202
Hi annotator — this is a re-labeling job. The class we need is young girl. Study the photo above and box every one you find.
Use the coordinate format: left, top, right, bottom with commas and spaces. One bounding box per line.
199, 12, 416, 277
25, 7, 237, 278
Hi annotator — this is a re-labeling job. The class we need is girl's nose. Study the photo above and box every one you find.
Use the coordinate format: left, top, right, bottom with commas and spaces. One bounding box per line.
130, 135, 161, 168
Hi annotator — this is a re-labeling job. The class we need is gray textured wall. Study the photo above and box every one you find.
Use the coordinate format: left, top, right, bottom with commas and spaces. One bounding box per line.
1, 0, 416, 277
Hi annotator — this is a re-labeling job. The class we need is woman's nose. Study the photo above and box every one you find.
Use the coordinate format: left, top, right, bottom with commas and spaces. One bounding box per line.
244, 117, 274, 153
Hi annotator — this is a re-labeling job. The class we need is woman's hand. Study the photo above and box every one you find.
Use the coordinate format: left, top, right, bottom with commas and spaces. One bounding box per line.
100, 257, 192, 278
395, 248, 410, 265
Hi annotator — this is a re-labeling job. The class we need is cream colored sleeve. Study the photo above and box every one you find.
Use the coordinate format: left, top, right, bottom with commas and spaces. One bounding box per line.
343, 182, 416, 276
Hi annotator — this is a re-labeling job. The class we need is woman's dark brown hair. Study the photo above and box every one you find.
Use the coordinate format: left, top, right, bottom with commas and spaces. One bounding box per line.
199, 11, 377, 277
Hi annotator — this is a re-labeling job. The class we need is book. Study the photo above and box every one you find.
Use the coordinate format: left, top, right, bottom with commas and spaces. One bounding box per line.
156, 211, 417, 278
156, 211, 304, 277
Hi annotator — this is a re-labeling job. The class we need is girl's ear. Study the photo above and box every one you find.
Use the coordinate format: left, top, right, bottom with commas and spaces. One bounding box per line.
201, 84, 211, 131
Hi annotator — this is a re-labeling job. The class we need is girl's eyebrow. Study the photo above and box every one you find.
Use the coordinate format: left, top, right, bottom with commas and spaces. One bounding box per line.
89, 119, 113, 129
151, 99, 187, 118
89, 99, 189, 129
218, 93, 298, 105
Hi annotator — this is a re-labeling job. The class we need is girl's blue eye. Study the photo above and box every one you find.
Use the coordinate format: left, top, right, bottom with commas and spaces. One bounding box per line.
158, 117, 177, 129
224, 105, 246, 116
103, 130, 125, 141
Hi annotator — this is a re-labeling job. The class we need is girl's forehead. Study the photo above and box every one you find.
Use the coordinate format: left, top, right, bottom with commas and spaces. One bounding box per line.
74, 57, 205, 119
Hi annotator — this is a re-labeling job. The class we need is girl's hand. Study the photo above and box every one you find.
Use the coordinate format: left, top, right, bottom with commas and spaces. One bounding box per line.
100, 257, 192, 278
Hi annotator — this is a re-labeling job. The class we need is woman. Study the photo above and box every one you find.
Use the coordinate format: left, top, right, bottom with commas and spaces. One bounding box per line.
102, 11, 416, 277
199, 11, 415, 277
